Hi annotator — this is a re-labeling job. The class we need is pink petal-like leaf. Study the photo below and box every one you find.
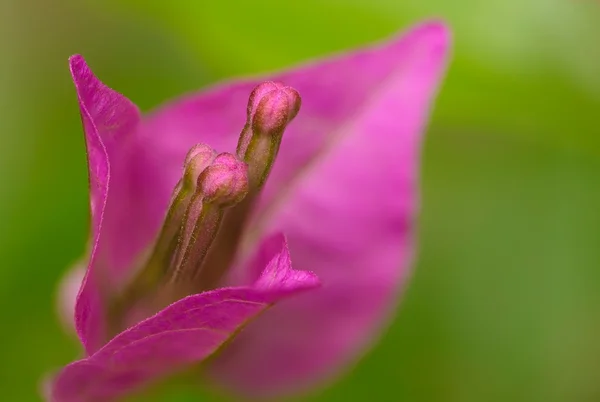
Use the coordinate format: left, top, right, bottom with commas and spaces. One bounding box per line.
69, 55, 144, 353
206, 21, 452, 395
51, 236, 319, 401
65, 18, 450, 397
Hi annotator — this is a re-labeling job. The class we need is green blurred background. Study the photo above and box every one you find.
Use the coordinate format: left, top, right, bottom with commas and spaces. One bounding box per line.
1, 0, 599, 401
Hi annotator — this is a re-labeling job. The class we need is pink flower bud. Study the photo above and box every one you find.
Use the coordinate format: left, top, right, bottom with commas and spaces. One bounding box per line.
198, 153, 249, 206
250, 82, 301, 136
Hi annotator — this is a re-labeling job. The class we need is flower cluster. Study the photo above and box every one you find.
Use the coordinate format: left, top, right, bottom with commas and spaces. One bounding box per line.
48, 20, 450, 401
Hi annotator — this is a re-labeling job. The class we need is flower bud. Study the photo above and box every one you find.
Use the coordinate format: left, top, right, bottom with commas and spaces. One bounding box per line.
198, 153, 249, 206
250, 83, 301, 136
180, 144, 217, 190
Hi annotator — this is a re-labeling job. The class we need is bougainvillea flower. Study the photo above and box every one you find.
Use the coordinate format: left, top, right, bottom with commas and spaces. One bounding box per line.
49, 20, 451, 401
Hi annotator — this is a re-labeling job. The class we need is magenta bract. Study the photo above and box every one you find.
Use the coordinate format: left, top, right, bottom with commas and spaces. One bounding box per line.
49, 20, 451, 401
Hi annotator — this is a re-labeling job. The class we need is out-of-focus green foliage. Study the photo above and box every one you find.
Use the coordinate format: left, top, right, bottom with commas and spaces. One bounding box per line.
0, 1, 598, 401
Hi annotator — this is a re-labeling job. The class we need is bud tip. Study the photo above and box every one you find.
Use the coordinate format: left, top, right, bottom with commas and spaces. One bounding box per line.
248, 82, 301, 136
198, 153, 249, 206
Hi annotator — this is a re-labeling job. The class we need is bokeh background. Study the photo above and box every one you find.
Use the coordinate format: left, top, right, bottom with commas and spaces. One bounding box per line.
1, 0, 599, 401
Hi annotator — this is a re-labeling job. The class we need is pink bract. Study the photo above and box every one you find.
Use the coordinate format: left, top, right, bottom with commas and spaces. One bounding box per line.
50, 20, 451, 401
